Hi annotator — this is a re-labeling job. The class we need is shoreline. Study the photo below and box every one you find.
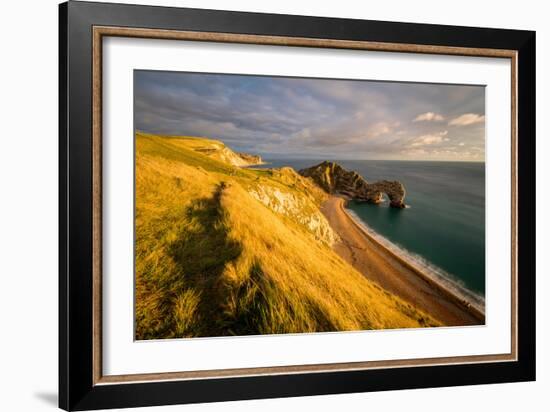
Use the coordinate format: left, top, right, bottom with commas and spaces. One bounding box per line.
321, 196, 485, 326
342, 202, 485, 318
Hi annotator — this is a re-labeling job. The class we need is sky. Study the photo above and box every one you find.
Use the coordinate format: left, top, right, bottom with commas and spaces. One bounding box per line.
134, 70, 485, 162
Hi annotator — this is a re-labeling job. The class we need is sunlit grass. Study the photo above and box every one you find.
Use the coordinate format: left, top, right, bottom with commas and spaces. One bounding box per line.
135, 133, 439, 339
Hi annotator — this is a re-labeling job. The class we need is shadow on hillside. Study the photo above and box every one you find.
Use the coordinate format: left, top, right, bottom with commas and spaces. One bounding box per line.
227, 260, 270, 336
167, 182, 243, 336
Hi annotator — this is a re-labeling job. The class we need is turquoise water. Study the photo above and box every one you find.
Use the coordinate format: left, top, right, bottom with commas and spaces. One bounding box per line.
256, 159, 485, 298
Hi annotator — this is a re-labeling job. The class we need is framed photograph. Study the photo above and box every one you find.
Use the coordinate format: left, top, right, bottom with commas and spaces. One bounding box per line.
59, 1, 535, 410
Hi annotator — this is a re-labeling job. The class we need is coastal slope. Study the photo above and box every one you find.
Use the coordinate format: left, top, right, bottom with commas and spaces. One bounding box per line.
135, 133, 439, 339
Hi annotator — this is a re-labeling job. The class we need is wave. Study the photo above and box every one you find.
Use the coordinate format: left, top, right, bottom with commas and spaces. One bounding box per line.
345, 208, 485, 315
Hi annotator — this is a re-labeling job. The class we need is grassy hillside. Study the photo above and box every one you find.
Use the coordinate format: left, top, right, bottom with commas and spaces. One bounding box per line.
135, 132, 439, 339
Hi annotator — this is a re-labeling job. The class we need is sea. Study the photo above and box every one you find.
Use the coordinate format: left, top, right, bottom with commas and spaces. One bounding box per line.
254, 159, 486, 307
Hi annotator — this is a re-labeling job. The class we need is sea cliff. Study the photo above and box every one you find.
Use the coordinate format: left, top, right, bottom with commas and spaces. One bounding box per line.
299, 161, 407, 208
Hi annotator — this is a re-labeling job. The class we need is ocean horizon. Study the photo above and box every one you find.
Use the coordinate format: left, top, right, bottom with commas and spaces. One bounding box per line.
254, 158, 486, 302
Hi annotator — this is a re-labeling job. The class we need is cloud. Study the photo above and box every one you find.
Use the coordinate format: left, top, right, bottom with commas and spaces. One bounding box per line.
413, 112, 445, 122
134, 70, 485, 160
409, 131, 449, 147
366, 121, 400, 138
448, 113, 485, 126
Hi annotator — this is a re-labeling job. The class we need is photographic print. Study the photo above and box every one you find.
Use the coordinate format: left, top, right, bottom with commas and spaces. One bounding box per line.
60, 5, 534, 408
134, 70, 486, 340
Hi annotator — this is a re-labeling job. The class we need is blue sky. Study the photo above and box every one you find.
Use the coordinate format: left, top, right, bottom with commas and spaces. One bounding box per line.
135, 70, 485, 161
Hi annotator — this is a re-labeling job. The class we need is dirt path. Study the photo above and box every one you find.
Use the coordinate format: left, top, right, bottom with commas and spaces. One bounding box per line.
321, 196, 484, 326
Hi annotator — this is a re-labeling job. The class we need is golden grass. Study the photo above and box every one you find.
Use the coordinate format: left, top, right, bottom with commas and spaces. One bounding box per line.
135, 132, 439, 339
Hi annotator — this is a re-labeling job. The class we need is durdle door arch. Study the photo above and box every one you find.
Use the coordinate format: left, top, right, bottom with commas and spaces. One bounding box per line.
299, 161, 407, 208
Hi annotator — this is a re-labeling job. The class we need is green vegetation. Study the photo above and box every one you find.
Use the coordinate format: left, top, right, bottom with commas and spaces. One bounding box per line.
135, 132, 439, 339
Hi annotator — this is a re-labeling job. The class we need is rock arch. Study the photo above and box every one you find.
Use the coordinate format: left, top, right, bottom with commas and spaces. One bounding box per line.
299, 161, 407, 209
361, 180, 406, 208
